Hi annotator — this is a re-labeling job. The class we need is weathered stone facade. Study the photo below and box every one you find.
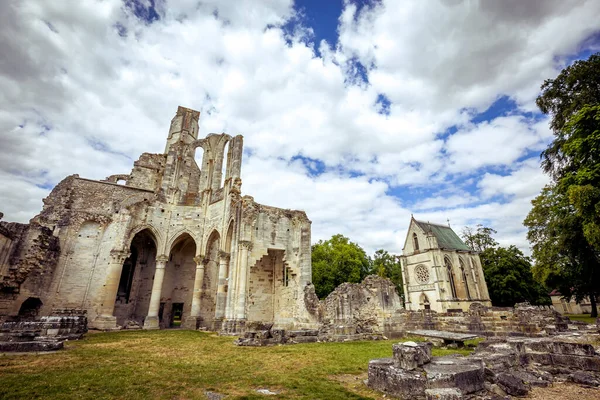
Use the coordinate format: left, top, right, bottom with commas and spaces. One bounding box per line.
0, 106, 316, 333
400, 217, 492, 313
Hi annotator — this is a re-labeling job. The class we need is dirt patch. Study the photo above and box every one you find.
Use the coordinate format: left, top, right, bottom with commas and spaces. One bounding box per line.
528, 382, 600, 400
331, 373, 382, 399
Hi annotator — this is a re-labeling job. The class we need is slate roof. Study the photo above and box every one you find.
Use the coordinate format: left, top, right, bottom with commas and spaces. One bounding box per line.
414, 219, 472, 251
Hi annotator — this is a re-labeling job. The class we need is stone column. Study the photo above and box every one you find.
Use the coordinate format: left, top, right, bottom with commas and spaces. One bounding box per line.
143, 254, 168, 330
93, 249, 130, 330
215, 251, 230, 320
183, 255, 206, 329
235, 241, 252, 320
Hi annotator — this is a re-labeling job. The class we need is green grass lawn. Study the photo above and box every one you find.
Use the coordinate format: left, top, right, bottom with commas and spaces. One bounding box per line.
567, 314, 597, 324
0, 330, 473, 400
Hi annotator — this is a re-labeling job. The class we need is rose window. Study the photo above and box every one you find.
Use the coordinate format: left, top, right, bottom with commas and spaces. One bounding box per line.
414, 265, 430, 284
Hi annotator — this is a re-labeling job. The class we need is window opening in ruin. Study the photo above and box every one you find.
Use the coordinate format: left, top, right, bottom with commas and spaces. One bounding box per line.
220, 140, 230, 188
413, 233, 419, 251
117, 247, 138, 304
171, 303, 184, 327
18, 297, 43, 320
445, 257, 457, 299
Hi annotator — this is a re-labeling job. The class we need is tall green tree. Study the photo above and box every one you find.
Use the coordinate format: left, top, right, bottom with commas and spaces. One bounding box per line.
461, 224, 499, 252
524, 185, 599, 316
311, 234, 371, 298
525, 52, 600, 317
537, 53, 600, 179
372, 249, 404, 298
480, 245, 550, 307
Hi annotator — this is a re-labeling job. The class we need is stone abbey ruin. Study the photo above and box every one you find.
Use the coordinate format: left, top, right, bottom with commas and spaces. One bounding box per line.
1, 106, 314, 332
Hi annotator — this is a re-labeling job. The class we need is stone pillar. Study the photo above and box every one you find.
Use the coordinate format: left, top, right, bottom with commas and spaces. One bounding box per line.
215, 251, 230, 320
93, 249, 130, 330
183, 255, 206, 329
143, 254, 168, 330
235, 241, 252, 320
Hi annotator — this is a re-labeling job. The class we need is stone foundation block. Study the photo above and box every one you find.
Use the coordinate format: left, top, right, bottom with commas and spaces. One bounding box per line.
424, 357, 484, 394
551, 353, 600, 372
368, 358, 428, 398
0, 340, 63, 352
393, 341, 433, 370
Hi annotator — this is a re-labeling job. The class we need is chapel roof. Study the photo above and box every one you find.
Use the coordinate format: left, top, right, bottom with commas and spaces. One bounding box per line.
413, 219, 472, 251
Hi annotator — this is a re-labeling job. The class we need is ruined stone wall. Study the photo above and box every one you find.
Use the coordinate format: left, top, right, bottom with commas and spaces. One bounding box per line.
0, 221, 60, 318
313, 275, 404, 338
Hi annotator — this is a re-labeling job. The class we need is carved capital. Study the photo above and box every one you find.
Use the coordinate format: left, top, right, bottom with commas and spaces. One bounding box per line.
156, 254, 169, 263
218, 251, 231, 261
110, 249, 131, 263
193, 255, 205, 265
239, 240, 253, 251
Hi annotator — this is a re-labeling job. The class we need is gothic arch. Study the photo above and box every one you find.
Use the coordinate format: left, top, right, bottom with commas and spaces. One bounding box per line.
224, 219, 235, 254
459, 257, 471, 300
166, 228, 199, 254
444, 256, 457, 299
126, 224, 162, 250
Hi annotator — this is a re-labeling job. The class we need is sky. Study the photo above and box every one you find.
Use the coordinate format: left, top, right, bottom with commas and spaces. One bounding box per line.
1, 0, 599, 256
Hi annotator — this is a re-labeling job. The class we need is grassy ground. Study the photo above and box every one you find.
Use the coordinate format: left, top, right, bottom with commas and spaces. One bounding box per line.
567, 314, 597, 324
0, 330, 473, 400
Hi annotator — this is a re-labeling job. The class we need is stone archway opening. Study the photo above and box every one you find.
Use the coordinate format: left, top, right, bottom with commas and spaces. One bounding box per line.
162, 233, 197, 329
420, 293, 431, 310
18, 297, 43, 320
113, 229, 157, 327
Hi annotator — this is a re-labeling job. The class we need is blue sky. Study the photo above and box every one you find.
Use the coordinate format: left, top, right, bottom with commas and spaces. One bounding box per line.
1, 0, 600, 255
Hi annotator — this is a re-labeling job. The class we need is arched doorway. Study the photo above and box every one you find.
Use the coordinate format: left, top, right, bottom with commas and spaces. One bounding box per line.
162, 233, 197, 328
113, 229, 157, 326
420, 293, 431, 310
18, 297, 43, 320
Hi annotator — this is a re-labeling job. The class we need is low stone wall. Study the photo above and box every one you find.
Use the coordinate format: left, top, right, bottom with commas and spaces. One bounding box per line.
0, 309, 87, 352
383, 302, 573, 338
368, 335, 600, 399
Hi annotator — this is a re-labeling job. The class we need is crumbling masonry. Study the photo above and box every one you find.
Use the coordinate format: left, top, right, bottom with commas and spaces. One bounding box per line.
0, 106, 316, 333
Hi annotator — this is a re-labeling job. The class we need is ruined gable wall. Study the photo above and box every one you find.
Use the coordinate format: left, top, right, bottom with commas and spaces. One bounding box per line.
240, 197, 314, 329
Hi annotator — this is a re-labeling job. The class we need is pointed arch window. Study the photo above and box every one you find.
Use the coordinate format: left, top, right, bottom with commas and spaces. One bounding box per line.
413, 232, 419, 251
459, 258, 471, 300
445, 256, 457, 299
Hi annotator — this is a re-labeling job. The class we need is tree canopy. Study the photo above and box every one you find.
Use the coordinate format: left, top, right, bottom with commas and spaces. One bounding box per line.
461, 224, 499, 252
525, 52, 600, 317
461, 226, 549, 307
311, 234, 371, 298
479, 245, 550, 307
372, 249, 404, 298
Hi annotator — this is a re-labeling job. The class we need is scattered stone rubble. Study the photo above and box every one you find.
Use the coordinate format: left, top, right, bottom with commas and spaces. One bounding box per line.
0, 309, 87, 352
368, 335, 600, 399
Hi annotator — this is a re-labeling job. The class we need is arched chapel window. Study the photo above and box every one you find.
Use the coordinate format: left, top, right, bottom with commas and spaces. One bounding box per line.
413, 233, 419, 251
445, 256, 457, 299
459, 258, 471, 300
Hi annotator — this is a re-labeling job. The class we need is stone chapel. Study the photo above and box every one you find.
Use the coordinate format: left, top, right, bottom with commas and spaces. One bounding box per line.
0, 106, 316, 332
400, 217, 491, 312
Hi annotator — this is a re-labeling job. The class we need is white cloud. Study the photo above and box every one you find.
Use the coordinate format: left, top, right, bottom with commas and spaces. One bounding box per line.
0, 0, 598, 258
